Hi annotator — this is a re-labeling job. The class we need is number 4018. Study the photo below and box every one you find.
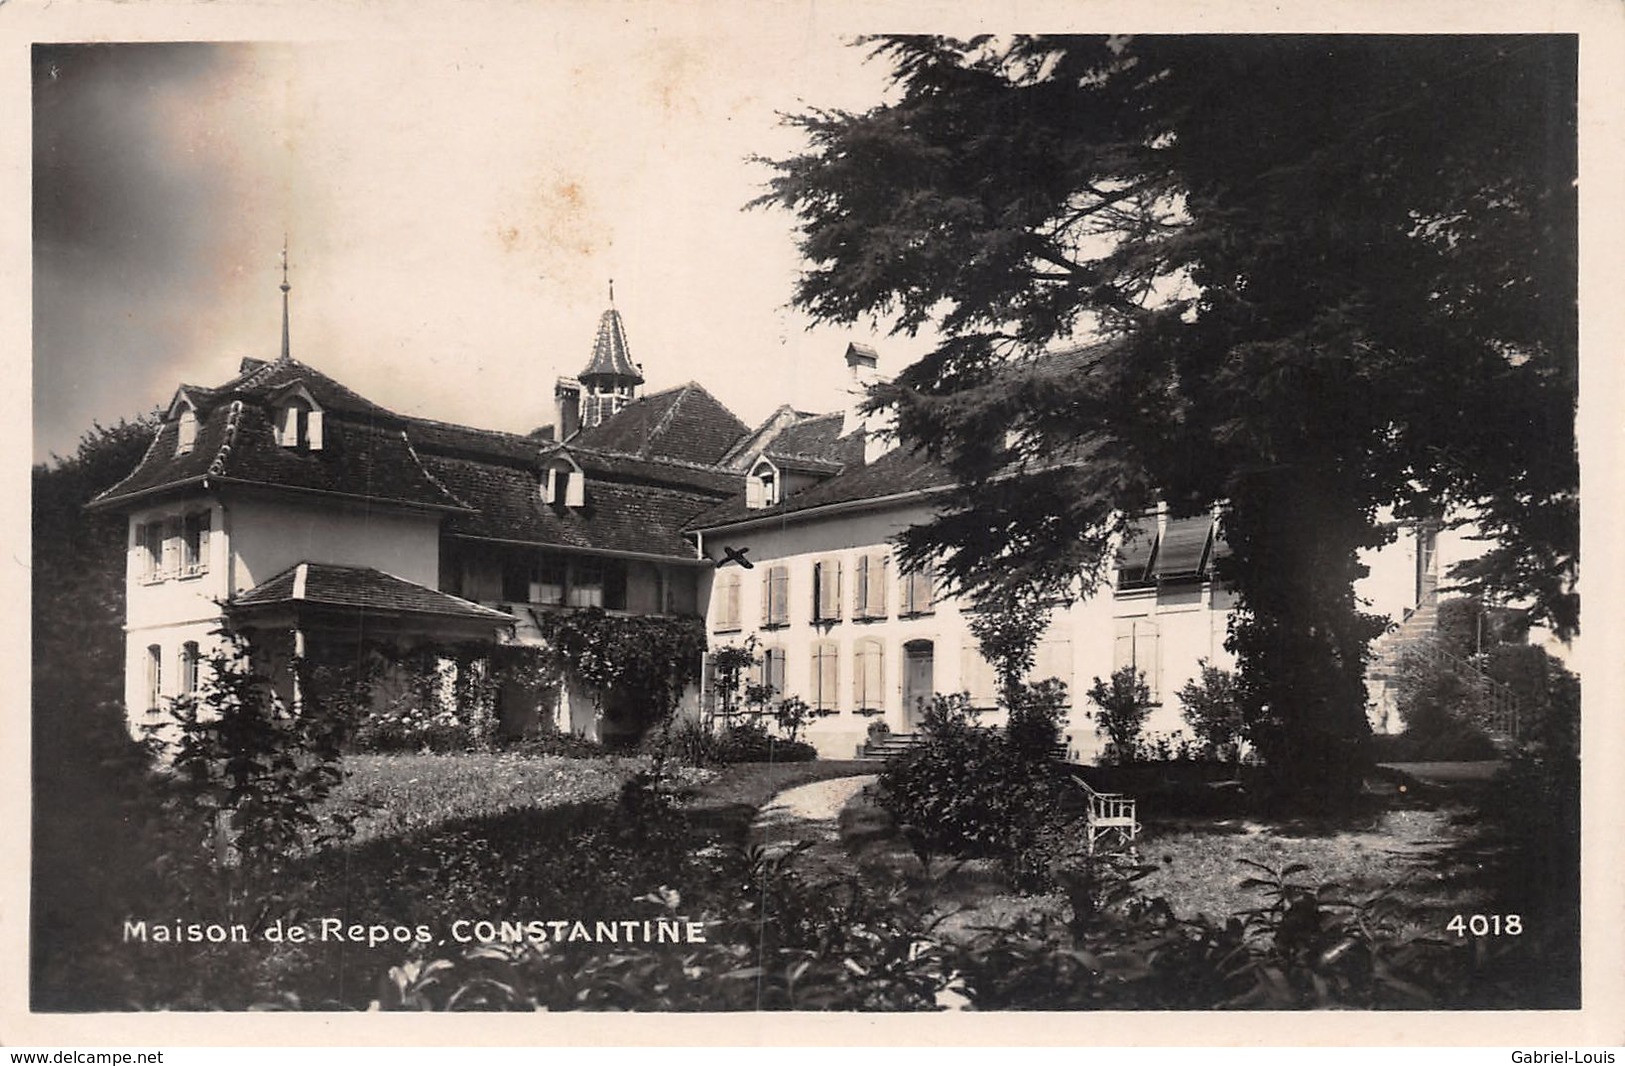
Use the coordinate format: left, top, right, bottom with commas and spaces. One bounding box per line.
1447, 914, 1522, 936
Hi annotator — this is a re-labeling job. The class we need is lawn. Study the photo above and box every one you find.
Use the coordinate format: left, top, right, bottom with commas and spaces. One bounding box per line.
321, 751, 874, 847
825, 778, 1489, 946
1132, 807, 1487, 923
325, 751, 646, 843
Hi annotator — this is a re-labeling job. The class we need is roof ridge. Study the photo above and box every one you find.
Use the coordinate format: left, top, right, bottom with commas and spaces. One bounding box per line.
565, 441, 743, 477
206, 400, 246, 478
643, 383, 693, 455
89, 418, 167, 504
400, 428, 474, 510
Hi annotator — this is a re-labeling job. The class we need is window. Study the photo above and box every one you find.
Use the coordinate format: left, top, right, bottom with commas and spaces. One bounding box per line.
145, 645, 163, 713
277, 397, 324, 450
1115, 515, 1158, 590
569, 558, 604, 608
179, 642, 200, 699
138, 522, 165, 581
761, 565, 790, 628
501, 557, 532, 602
810, 640, 839, 712
900, 562, 935, 616
534, 554, 566, 605
752, 646, 788, 700
181, 511, 210, 575
960, 644, 998, 709
1031, 636, 1073, 702
746, 459, 778, 509
559, 557, 626, 610
853, 552, 888, 620
543, 458, 586, 508
162, 517, 182, 576
714, 571, 742, 632
812, 557, 842, 623
853, 638, 885, 713
1113, 617, 1161, 702
176, 406, 197, 455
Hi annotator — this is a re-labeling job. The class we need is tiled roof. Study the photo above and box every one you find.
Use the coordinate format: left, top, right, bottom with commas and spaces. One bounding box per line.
232, 562, 512, 622
89, 396, 468, 512
761, 452, 845, 476
571, 382, 749, 465
401, 416, 548, 465
421, 452, 725, 558
763, 411, 864, 467
688, 445, 956, 530
224, 356, 400, 420
689, 341, 1118, 531
579, 308, 643, 383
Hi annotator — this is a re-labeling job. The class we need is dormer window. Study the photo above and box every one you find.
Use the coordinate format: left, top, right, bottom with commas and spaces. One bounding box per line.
276, 396, 324, 451
746, 457, 780, 509
175, 405, 197, 455
541, 453, 586, 508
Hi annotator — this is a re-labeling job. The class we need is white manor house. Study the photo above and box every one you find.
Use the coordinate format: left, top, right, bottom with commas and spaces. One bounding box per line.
90, 293, 1497, 760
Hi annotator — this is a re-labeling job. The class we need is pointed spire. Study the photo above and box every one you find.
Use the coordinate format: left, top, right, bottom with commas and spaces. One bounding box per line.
608, 277, 615, 306
579, 298, 643, 385
279, 237, 292, 363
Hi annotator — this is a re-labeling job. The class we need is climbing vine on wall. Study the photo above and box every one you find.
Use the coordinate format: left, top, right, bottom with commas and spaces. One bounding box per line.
530, 608, 706, 733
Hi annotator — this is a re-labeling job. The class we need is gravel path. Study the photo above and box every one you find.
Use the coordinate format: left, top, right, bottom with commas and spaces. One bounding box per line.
749, 773, 876, 856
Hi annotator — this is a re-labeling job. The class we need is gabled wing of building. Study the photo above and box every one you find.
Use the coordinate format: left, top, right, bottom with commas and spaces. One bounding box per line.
87, 357, 467, 514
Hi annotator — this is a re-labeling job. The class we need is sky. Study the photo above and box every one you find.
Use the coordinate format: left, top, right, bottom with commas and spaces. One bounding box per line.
30, 22, 934, 461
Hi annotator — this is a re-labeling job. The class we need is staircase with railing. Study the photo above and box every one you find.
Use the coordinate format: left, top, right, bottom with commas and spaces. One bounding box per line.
1367, 601, 1520, 744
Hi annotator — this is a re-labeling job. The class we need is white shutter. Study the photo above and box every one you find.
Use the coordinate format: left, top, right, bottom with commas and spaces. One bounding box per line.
307, 409, 324, 451
867, 554, 887, 618
1033, 638, 1073, 696
1139, 620, 1162, 702
820, 644, 839, 710
767, 648, 786, 697
1113, 619, 1137, 674
565, 471, 585, 508
746, 478, 764, 509
855, 640, 884, 711
279, 405, 298, 446
770, 566, 789, 626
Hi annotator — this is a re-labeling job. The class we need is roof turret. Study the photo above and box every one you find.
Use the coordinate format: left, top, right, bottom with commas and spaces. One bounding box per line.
579, 283, 643, 385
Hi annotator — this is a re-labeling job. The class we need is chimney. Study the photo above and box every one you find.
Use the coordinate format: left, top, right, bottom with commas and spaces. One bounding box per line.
841, 342, 894, 465
554, 378, 582, 441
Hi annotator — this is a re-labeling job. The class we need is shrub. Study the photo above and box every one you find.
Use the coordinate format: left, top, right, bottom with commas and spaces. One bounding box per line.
1175, 661, 1245, 763
1005, 677, 1068, 759
501, 730, 611, 759
1482, 644, 1578, 757
875, 690, 1076, 890
1085, 666, 1153, 763
1387, 638, 1499, 760
713, 718, 818, 763
656, 715, 816, 766
160, 631, 356, 879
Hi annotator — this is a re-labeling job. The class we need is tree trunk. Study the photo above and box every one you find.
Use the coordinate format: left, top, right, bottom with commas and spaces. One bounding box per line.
1222, 468, 1383, 811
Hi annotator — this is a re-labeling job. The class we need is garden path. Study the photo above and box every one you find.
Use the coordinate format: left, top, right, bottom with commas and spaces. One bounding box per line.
748, 773, 876, 859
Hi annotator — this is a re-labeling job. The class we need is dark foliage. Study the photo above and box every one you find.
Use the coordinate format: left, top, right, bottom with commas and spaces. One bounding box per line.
1175, 661, 1245, 763
658, 716, 818, 766
756, 35, 1577, 807
532, 607, 706, 738
875, 691, 1077, 889
1084, 665, 1153, 763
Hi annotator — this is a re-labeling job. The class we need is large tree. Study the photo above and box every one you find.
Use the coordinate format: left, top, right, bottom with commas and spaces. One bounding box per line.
758, 35, 1576, 804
